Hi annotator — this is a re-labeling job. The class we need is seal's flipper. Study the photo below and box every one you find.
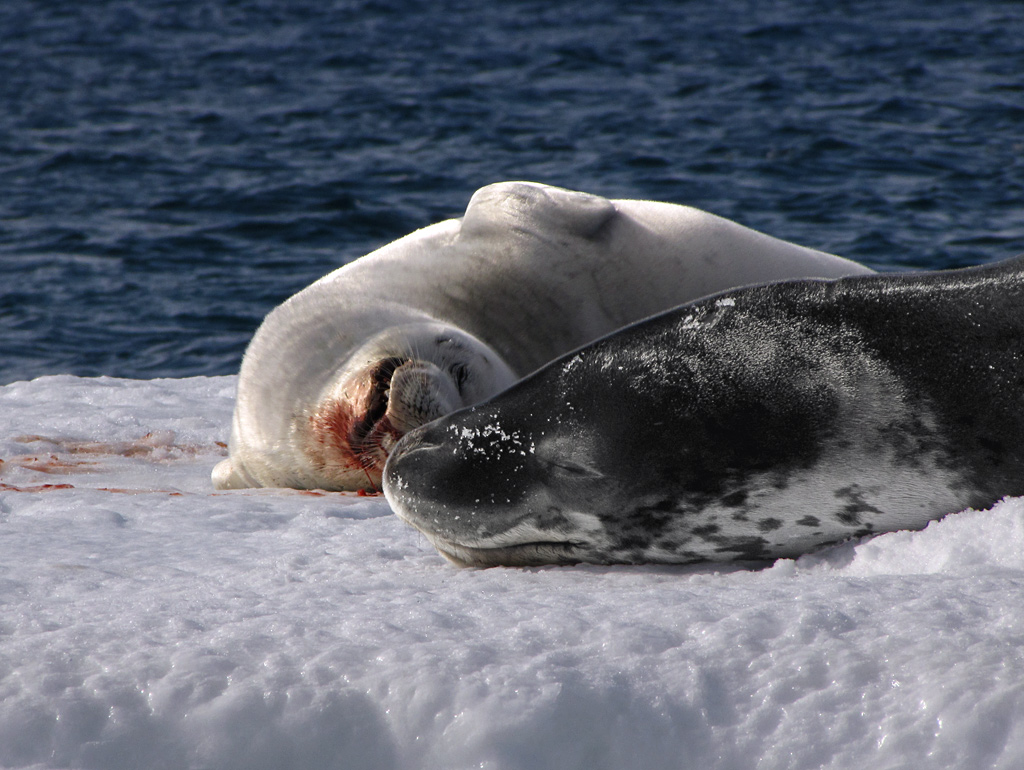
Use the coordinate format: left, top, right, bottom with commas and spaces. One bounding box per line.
211, 458, 249, 490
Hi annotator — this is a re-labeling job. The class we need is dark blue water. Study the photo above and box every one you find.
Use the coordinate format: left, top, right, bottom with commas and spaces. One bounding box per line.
2, 0, 1022, 385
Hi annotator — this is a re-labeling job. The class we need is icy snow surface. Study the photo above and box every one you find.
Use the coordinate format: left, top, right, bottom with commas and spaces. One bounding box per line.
2, 376, 1024, 770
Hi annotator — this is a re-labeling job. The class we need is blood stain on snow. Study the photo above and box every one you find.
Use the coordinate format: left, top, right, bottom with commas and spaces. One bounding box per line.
0, 482, 76, 492
0, 481, 190, 495
1, 432, 227, 477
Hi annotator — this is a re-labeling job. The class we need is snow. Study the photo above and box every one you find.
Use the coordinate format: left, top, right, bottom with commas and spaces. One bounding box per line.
2, 375, 1024, 770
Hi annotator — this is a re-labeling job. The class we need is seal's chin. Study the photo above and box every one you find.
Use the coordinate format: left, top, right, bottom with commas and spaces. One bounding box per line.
422, 534, 585, 568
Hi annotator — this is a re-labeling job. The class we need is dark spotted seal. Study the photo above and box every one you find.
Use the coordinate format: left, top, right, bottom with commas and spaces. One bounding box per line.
383, 255, 1024, 566
213, 181, 870, 492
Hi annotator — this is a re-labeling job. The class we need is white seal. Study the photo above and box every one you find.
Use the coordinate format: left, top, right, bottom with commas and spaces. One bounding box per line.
214, 181, 872, 491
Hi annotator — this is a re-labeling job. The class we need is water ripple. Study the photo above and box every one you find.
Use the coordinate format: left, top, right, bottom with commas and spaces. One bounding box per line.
1, 0, 1022, 383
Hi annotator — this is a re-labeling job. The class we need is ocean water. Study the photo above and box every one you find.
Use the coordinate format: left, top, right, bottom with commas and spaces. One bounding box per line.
2, 0, 1023, 385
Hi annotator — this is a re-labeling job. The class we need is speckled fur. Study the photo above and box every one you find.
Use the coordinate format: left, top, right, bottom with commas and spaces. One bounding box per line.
384, 255, 1024, 567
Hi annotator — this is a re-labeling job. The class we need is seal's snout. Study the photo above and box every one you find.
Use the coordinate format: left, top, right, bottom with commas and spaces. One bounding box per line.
382, 423, 441, 494
385, 361, 462, 433
382, 423, 448, 532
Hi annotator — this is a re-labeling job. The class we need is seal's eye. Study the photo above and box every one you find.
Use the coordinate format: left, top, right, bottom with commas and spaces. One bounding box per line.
535, 437, 604, 480
542, 459, 605, 479
451, 363, 469, 390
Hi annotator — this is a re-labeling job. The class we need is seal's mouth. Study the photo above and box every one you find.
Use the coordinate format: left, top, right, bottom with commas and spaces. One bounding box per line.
382, 432, 590, 566
424, 535, 586, 568
349, 357, 404, 453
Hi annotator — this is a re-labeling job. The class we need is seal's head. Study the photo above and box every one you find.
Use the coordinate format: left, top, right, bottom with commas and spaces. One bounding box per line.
381, 340, 680, 566
215, 323, 516, 492
297, 324, 517, 491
